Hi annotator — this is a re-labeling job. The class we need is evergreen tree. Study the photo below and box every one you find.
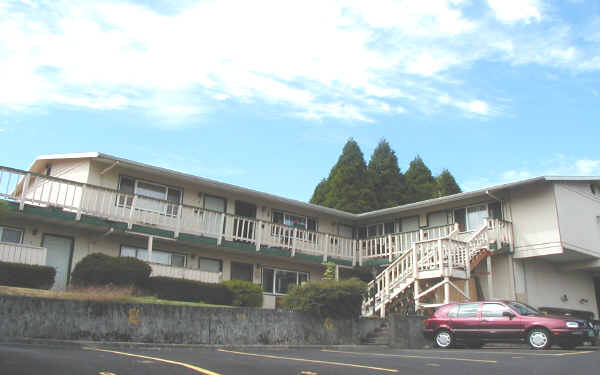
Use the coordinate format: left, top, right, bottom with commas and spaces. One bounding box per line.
436, 169, 462, 197
310, 178, 329, 205
367, 139, 406, 209
404, 156, 437, 203
309, 139, 377, 213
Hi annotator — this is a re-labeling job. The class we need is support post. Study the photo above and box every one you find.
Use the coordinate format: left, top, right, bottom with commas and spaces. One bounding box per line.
76, 184, 87, 221
128, 195, 137, 229
255, 221, 262, 251
444, 277, 450, 304
388, 235, 393, 262
487, 255, 493, 299
357, 240, 362, 266
438, 239, 443, 270
414, 279, 420, 312
174, 204, 182, 238
217, 213, 225, 245
291, 228, 296, 257
147, 235, 153, 263
323, 234, 329, 262
19, 173, 31, 211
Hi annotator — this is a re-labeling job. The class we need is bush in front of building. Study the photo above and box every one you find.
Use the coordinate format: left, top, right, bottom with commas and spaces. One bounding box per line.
221, 280, 263, 307
70, 253, 151, 287
0, 261, 56, 289
281, 278, 367, 319
146, 276, 234, 305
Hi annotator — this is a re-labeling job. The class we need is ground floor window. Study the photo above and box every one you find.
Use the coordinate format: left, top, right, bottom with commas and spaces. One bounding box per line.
262, 267, 309, 295
0, 226, 23, 243
231, 261, 253, 281
198, 257, 222, 273
120, 245, 186, 267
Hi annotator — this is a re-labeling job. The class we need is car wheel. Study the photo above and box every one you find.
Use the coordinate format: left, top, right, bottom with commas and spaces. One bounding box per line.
434, 329, 454, 349
528, 328, 552, 350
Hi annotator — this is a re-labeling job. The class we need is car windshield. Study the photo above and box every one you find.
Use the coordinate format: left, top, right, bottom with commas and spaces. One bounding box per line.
507, 301, 540, 316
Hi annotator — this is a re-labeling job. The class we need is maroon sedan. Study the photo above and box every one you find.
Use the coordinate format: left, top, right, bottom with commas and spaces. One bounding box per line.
423, 300, 591, 349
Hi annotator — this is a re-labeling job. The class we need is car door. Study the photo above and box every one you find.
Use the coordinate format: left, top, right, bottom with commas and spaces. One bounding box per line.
480, 302, 522, 341
451, 302, 481, 340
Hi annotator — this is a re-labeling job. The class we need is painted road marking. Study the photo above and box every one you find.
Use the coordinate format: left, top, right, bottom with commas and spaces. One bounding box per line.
392, 349, 596, 357
427, 363, 440, 367
512, 356, 523, 359
99, 372, 116, 375
321, 349, 497, 364
83, 347, 222, 375
299, 371, 319, 375
217, 349, 399, 373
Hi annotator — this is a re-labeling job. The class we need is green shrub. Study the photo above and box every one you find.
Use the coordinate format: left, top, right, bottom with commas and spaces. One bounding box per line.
0, 261, 56, 289
281, 278, 367, 319
146, 276, 233, 305
222, 280, 263, 307
70, 253, 151, 287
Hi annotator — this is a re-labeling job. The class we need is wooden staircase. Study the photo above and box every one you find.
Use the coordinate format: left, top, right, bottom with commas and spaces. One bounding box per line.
363, 219, 511, 318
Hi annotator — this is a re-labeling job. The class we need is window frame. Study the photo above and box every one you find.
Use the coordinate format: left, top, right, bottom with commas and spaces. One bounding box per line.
261, 266, 309, 295
117, 175, 183, 215
198, 256, 223, 273
271, 209, 317, 232
454, 203, 497, 233
119, 245, 187, 268
0, 226, 24, 244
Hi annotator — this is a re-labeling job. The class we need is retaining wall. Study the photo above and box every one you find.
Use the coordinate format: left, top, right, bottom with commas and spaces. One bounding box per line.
0, 295, 383, 345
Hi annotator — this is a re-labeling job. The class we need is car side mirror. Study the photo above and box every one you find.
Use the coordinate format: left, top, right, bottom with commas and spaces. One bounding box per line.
503, 311, 515, 319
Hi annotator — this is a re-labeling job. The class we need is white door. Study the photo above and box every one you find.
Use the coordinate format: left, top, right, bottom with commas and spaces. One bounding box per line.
43, 235, 73, 290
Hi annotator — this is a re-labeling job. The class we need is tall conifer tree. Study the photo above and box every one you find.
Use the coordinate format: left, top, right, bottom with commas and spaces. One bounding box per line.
309, 139, 377, 213
367, 140, 406, 209
436, 169, 462, 197
404, 156, 437, 203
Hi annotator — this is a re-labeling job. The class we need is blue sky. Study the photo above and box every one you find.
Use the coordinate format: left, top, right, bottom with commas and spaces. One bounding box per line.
1, 0, 600, 202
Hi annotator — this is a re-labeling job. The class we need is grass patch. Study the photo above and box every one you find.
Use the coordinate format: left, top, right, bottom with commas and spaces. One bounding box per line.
0, 285, 228, 308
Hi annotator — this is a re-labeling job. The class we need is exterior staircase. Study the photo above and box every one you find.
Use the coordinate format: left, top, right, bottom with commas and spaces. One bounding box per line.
362, 219, 513, 318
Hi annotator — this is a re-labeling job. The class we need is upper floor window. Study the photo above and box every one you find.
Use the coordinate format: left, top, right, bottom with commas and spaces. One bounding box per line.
272, 210, 317, 231
0, 226, 23, 244
120, 245, 186, 267
427, 211, 449, 227
454, 201, 502, 232
118, 176, 182, 215
399, 216, 419, 233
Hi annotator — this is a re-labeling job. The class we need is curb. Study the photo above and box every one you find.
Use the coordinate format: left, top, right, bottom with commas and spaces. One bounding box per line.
0, 337, 391, 351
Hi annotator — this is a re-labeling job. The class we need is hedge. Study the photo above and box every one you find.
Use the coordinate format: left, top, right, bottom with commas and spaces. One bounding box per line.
146, 276, 234, 305
70, 253, 151, 287
281, 278, 367, 319
222, 280, 263, 307
0, 261, 56, 289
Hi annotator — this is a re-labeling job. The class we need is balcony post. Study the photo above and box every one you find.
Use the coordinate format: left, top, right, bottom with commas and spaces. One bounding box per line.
357, 240, 362, 266
19, 173, 31, 211
487, 255, 494, 299
444, 276, 450, 304
76, 184, 87, 220
217, 213, 225, 246
174, 204, 182, 238
291, 228, 296, 257
255, 221, 262, 251
438, 239, 443, 270
128, 195, 137, 229
388, 234, 393, 262
323, 234, 329, 263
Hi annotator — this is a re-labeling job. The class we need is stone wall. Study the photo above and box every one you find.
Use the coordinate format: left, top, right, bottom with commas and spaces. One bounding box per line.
0, 295, 382, 345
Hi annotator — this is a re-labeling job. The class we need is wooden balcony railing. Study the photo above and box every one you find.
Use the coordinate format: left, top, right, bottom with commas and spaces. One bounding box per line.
0, 241, 47, 266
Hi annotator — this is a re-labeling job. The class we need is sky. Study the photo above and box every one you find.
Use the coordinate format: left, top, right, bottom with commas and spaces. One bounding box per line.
1, 0, 600, 202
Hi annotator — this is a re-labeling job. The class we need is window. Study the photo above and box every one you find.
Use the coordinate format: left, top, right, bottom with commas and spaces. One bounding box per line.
457, 303, 479, 318
338, 224, 353, 238
400, 216, 419, 232
198, 257, 222, 273
231, 261, 253, 281
272, 210, 317, 231
482, 303, 510, 318
363, 221, 395, 238
447, 305, 459, 318
0, 226, 23, 243
262, 267, 309, 295
204, 195, 226, 212
118, 176, 182, 215
120, 246, 186, 267
427, 211, 448, 227
454, 204, 496, 232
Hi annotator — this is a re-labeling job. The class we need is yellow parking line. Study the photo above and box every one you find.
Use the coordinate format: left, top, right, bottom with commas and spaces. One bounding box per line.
83, 347, 222, 375
554, 351, 595, 356
396, 349, 596, 357
217, 349, 399, 373
321, 349, 497, 364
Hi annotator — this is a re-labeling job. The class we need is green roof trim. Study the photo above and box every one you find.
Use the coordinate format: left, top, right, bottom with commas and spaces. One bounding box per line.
362, 258, 389, 267
258, 247, 292, 258
130, 225, 174, 238
80, 215, 128, 230
329, 257, 353, 266
295, 253, 323, 263
221, 240, 256, 252
178, 232, 218, 245
23, 204, 77, 221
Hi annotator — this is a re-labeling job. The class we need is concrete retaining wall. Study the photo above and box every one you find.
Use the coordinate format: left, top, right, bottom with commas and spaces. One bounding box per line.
0, 295, 383, 345
389, 314, 429, 348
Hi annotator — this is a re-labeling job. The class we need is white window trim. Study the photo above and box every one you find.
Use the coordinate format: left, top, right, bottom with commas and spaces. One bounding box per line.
262, 266, 309, 296
118, 176, 183, 215
119, 245, 187, 268
455, 203, 490, 233
0, 226, 24, 244
272, 210, 317, 231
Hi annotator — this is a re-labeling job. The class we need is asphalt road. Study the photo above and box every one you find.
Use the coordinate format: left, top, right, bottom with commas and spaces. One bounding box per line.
0, 343, 598, 375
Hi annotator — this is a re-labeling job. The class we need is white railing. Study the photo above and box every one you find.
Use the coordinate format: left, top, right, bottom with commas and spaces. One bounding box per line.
150, 263, 222, 283
0, 165, 356, 263
0, 242, 47, 266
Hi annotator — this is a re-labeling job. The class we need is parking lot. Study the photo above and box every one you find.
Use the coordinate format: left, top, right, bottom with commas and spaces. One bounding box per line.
1, 343, 598, 375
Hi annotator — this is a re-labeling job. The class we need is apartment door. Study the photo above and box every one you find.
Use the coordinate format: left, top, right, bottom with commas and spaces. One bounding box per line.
234, 201, 257, 241
42, 234, 74, 290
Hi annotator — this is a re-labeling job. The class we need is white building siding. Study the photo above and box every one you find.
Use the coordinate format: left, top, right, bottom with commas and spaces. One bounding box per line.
509, 182, 562, 258
554, 182, 600, 258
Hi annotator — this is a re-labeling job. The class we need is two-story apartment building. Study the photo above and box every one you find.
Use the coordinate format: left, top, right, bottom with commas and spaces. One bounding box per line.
1, 153, 599, 317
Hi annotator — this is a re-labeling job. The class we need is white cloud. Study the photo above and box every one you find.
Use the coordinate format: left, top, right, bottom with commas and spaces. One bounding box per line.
0, 0, 598, 124
487, 0, 543, 24
575, 159, 600, 175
